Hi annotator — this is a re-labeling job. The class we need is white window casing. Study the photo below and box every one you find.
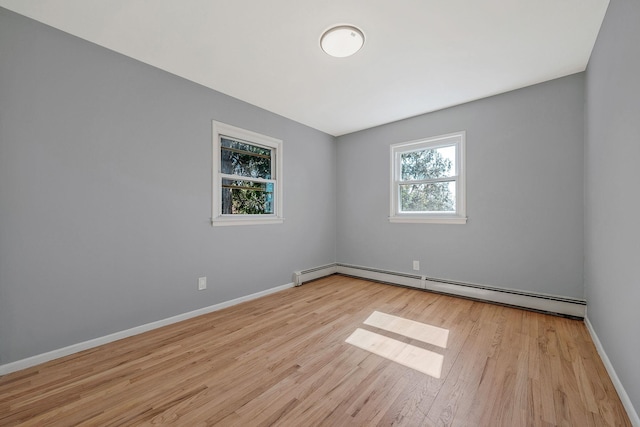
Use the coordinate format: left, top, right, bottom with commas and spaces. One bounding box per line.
212, 121, 283, 226
390, 131, 467, 224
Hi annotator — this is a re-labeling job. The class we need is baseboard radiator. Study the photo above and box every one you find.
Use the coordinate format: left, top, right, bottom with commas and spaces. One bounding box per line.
293, 264, 338, 286
293, 263, 586, 319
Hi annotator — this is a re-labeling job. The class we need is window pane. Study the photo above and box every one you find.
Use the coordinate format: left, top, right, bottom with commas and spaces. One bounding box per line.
400, 182, 456, 212
222, 179, 274, 215
221, 137, 272, 179
401, 145, 456, 180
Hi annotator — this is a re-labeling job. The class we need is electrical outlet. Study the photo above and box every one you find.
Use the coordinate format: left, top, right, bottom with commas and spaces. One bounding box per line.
198, 277, 207, 291
412, 260, 420, 271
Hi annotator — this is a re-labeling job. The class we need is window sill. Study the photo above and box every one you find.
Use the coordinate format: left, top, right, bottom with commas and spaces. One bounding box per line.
389, 216, 467, 225
211, 216, 284, 227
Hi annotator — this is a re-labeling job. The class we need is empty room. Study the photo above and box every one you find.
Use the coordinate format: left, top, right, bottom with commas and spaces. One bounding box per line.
0, 1, 638, 426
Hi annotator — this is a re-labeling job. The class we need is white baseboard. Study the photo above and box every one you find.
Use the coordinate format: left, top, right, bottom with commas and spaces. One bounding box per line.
4, 264, 632, 423
585, 316, 640, 427
0, 282, 294, 376
335, 263, 586, 318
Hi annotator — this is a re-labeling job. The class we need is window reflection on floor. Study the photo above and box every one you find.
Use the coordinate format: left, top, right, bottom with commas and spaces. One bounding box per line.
345, 311, 448, 378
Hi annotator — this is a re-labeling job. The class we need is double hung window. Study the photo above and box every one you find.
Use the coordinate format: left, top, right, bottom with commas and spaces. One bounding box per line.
212, 121, 283, 226
390, 131, 466, 224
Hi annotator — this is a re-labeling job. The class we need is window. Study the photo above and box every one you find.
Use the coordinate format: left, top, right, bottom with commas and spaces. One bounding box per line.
212, 121, 283, 226
390, 131, 466, 224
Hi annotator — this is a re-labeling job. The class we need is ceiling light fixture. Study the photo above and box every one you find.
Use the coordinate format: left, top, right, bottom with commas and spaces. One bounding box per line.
320, 25, 365, 58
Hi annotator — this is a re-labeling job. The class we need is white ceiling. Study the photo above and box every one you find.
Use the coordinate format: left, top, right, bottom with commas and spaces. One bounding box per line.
0, 0, 609, 136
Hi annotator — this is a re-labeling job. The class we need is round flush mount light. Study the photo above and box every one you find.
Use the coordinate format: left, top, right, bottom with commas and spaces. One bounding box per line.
320, 25, 365, 58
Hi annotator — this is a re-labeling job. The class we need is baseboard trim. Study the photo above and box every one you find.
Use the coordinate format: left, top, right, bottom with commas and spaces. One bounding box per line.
335, 263, 586, 318
584, 316, 640, 426
0, 282, 295, 376
0, 264, 590, 376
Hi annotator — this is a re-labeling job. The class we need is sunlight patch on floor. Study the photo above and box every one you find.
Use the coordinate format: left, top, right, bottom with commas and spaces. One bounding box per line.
346, 311, 449, 377
346, 328, 444, 378
363, 311, 449, 348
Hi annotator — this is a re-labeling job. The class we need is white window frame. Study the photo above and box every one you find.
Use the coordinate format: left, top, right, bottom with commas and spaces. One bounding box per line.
212, 121, 283, 226
390, 131, 467, 224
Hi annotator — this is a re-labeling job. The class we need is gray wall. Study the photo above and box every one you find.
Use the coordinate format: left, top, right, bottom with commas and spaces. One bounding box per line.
336, 74, 585, 298
0, 8, 336, 364
5, 9, 638, 418
585, 0, 640, 413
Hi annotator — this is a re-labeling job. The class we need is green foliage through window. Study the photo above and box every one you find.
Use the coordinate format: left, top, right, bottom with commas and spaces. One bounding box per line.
221, 138, 271, 179
220, 137, 274, 215
390, 132, 465, 223
400, 148, 455, 212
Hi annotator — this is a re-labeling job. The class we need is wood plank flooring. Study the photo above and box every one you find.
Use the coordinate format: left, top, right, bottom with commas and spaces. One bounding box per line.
0, 275, 631, 426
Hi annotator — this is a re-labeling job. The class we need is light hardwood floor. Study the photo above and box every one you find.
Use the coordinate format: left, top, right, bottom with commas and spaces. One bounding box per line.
0, 275, 631, 426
